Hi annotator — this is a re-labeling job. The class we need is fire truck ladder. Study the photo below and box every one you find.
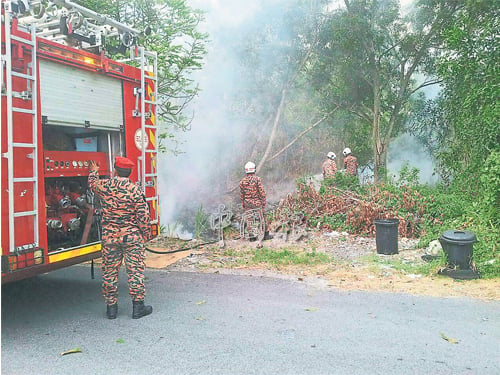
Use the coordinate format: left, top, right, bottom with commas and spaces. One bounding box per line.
138, 47, 159, 225
2, 9, 39, 253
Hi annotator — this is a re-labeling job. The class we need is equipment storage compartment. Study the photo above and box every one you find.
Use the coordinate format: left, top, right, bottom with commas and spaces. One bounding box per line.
42, 128, 121, 251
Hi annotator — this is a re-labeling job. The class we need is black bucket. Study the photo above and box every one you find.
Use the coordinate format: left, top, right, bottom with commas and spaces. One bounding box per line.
439, 230, 476, 270
374, 218, 399, 255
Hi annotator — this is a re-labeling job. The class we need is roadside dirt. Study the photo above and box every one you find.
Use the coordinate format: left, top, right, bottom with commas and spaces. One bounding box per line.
146, 232, 500, 301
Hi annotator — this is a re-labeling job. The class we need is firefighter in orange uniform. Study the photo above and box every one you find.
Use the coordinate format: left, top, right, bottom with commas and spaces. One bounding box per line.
239, 161, 272, 240
343, 148, 359, 177
322, 152, 337, 179
88, 156, 153, 319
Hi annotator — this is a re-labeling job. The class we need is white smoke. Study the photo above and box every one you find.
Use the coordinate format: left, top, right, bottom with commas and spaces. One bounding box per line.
158, 0, 427, 230
158, 0, 266, 227
387, 133, 439, 185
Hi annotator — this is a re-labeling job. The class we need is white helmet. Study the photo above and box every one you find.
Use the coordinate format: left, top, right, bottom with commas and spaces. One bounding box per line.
343, 148, 351, 156
327, 152, 336, 160
244, 161, 256, 173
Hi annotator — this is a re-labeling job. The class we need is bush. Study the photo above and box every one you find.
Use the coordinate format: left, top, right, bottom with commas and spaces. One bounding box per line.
479, 151, 500, 226
270, 166, 500, 277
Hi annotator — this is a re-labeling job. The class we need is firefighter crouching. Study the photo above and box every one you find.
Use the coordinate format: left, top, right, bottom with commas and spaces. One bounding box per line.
88, 157, 153, 320
239, 161, 272, 241
322, 151, 337, 179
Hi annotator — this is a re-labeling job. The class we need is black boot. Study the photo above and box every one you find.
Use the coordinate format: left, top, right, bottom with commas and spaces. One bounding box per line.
106, 303, 118, 319
132, 300, 153, 319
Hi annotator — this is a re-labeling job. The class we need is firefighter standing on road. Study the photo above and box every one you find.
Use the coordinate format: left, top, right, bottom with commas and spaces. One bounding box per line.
322, 152, 337, 179
239, 161, 271, 240
343, 148, 359, 177
88, 156, 153, 320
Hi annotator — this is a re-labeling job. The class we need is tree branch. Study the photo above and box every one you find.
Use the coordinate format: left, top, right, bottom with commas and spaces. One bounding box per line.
267, 106, 340, 162
409, 79, 443, 96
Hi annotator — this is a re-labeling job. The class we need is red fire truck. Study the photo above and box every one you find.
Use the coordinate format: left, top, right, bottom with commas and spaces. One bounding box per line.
1, 0, 159, 283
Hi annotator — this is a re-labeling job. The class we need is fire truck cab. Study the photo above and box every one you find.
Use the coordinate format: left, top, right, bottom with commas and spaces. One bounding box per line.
1, 0, 159, 283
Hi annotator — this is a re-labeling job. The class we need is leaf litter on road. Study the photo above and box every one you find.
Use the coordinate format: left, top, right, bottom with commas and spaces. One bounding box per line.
440, 332, 459, 344
305, 307, 318, 312
60, 347, 82, 356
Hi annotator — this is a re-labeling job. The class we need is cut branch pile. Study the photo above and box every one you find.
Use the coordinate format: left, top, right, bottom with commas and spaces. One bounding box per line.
270, 182, 429, 238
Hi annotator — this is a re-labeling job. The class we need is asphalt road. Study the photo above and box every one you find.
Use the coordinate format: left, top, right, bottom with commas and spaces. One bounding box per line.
2, 265, 499, 375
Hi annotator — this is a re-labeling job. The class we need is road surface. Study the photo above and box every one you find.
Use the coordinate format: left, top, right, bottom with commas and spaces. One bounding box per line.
2, 265, 499, 374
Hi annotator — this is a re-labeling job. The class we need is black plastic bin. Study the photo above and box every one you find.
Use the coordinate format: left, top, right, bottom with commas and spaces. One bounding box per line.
439, 230, 476, 270
374, 218, 399, 255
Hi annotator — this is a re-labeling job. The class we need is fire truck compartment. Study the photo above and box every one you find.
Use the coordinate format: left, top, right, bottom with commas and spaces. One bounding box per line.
44, 151, 110, 177
44, 175, 100, 252
42, 128, 122, 251
39, 59, 124, 130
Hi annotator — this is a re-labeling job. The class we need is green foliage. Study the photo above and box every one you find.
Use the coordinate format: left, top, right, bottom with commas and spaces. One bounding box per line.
308, 213, 351, 233
251, 247, 331, 266
78, 0, 208, 146
308, 0, 458, 180
433, 1, 499, 179
194, 205, 209, 240
387, 179, 500, 278
161, 222, 180, 238
395, 163, 420, 188
230, 0, 335, 179
469, 225, 500, 279
321, 172, 362, 194
286, 170, 500, 277
479, 151, 500, 225
408, 2, 500, 277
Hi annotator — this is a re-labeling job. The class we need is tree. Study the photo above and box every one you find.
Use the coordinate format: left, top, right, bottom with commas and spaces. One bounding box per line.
78, 0, 208, 148
309, 0, 459, 181
433, 0, 499, 181
229, 0, 340, 179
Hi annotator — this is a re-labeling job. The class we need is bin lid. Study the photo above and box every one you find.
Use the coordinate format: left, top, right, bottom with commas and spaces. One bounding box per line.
374, 218, 399, 225
441, 230, 476, 242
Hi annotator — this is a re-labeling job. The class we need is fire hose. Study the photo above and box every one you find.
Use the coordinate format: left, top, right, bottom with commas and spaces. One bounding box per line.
89, 238, 219, 280
145, 239, 219, 255
144, 204, 270, 254
145, 204, 234, 253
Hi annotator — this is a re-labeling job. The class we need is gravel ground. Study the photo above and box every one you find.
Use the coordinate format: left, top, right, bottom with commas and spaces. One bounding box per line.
149, 231, 500, 301
163, 231, 420, 269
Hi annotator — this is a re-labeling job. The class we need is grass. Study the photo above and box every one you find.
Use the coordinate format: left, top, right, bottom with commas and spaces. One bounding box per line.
251, 247, 331, 266
358, 253, 445, 276
160, 223, 180, 238
212, 246, 333, 268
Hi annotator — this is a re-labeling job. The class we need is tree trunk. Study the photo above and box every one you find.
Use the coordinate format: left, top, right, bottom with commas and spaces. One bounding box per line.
372, 71, 385, 183
256, 88, 287, 172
